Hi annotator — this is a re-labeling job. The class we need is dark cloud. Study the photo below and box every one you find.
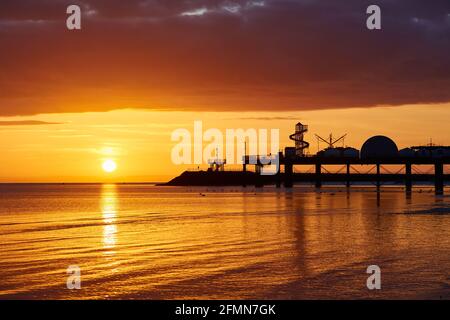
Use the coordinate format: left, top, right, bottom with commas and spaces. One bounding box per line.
0, 0, 449, 116
0, 120, 62, 126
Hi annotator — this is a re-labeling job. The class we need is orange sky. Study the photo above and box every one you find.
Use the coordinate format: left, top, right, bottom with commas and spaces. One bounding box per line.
0, 1, 448, 182
0, 103, 448, 182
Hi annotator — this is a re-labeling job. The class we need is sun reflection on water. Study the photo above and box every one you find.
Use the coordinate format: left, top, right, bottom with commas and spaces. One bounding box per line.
101, 184, 118, 255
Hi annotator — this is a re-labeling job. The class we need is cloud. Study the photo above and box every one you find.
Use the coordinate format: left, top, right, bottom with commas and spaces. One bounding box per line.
0, 120, 63, 126
0, 0, 449, 116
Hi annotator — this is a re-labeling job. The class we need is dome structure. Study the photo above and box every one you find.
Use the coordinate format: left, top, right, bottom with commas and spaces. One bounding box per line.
360, 136, 398, 159
343, 147, 359, 158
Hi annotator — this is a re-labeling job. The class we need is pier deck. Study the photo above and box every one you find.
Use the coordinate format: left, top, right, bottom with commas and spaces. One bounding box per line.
244, 154, 450, 194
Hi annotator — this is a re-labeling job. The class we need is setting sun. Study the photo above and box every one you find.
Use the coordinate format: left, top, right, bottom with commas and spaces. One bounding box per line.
102, 159, 117, 173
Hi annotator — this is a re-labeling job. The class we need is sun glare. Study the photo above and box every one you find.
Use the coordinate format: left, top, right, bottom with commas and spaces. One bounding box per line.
102, 159, 117, 173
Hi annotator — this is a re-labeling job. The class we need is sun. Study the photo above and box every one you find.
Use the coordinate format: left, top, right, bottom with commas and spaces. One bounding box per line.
102, 159, 117, 173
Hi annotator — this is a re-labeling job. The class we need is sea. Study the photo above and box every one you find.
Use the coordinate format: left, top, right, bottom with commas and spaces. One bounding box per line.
0, 184, 449, 299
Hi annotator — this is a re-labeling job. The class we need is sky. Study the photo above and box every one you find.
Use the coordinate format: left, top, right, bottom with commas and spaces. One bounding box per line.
0, 0, 449, 182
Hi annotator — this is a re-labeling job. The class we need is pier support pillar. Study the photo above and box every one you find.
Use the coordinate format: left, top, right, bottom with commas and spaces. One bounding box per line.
255, 164, 263, 188
315, 163, 322, 188
276, 152, 282, 188
242, 162, 247, 188
284, 162, 293, 188
435, 161, 444, 195
376, 163, 381, 191
276, 170, 281, 188
405, 162, 412, 192
346, 163, 351, 188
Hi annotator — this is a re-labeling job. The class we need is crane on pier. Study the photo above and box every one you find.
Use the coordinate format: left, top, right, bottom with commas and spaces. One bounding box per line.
315, 133, 347, 151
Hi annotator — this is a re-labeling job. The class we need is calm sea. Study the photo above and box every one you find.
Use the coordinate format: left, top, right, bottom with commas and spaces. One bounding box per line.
0, 184, 449, 299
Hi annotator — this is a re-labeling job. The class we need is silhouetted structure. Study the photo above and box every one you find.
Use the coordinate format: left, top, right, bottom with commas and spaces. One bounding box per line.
166, 123, 449, 195
289, 122, 309, 157
244, 127, 449, 194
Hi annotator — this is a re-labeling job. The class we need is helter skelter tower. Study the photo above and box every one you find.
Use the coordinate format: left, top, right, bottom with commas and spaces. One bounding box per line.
289, 122, 310, 157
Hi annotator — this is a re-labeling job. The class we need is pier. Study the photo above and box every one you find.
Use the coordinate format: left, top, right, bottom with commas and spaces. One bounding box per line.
166, 122, 449, 194
242, 155, 449, 195
242, 122, 449, 195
